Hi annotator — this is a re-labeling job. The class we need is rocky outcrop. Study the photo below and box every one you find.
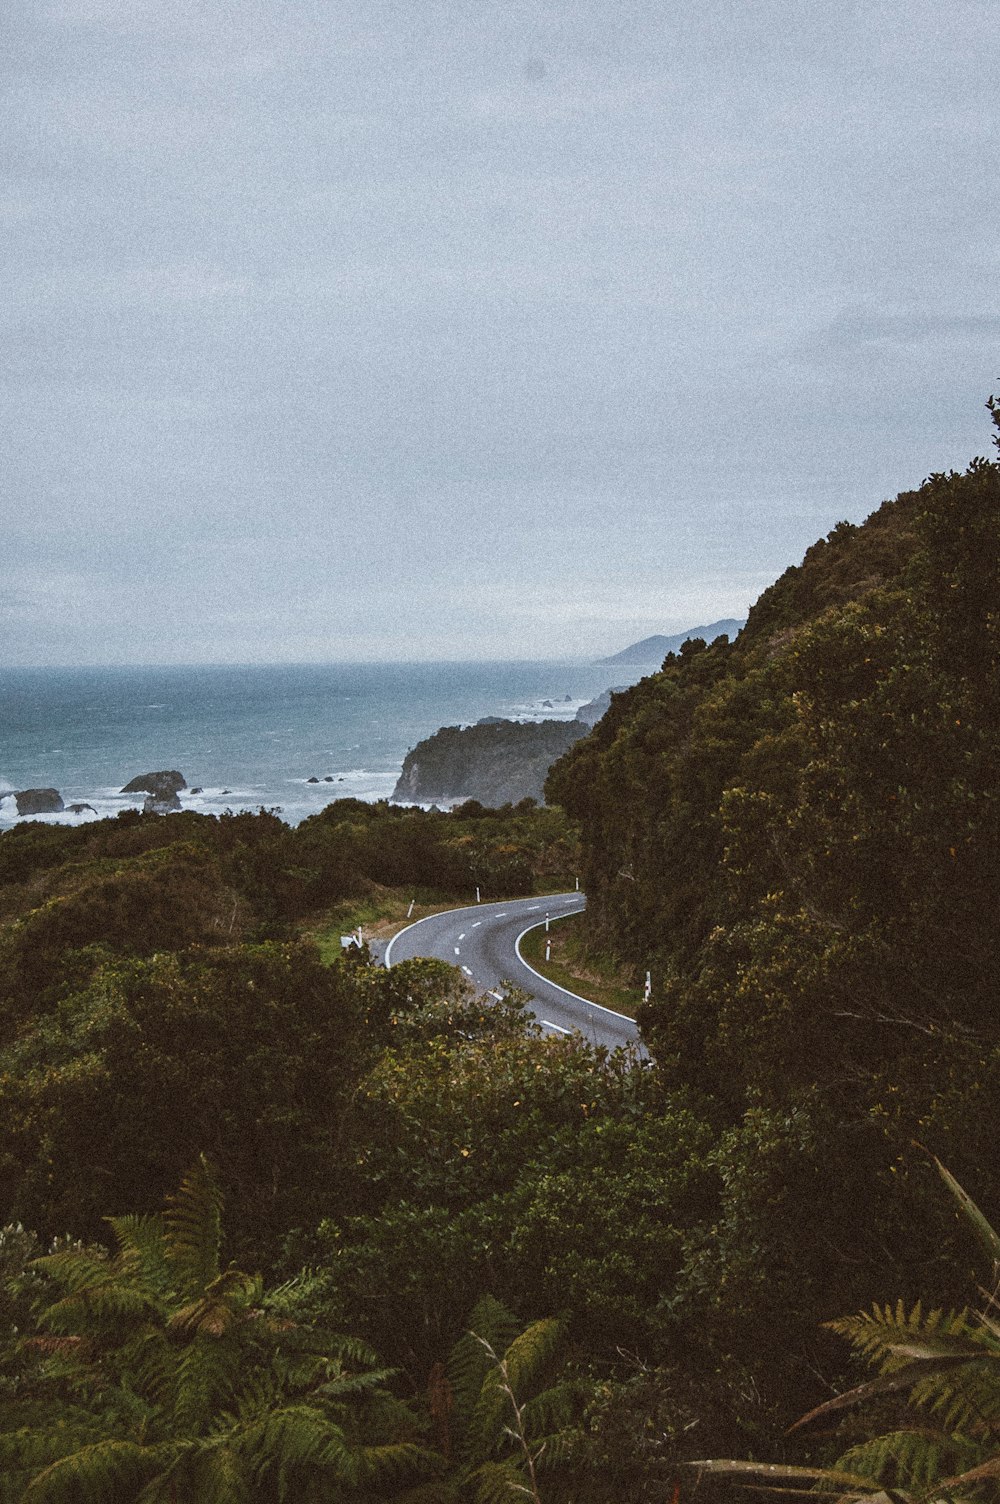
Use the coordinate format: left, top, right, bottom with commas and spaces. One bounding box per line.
392, 719, 587, 807
121, 770, 186, 797
142, 792, 182, 814
575, 687, 627, 727
11, 788, 65, 816
67, 802, 98, 815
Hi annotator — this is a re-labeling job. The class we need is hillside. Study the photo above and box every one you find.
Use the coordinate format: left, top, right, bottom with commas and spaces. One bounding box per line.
546, 430, 1000, 1395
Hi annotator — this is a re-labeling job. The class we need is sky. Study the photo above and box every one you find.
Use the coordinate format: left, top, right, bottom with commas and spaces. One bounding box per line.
3, 1, 998, 666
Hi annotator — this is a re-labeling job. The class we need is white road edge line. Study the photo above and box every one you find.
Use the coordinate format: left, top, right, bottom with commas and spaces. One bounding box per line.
541, 1020, 570, 1034
383, 892, 586, 968
513, 919, 636, 1024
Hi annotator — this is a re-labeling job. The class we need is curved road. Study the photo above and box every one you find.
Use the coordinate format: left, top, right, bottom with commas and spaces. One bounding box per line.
384, 892, 641, 1052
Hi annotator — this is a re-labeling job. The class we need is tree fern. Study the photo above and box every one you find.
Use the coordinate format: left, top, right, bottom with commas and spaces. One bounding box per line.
12, 1162, 442, 1501
161, 1155, 224, 1299
690, 1164, 1000, 1504
441, 1299, 586, 1503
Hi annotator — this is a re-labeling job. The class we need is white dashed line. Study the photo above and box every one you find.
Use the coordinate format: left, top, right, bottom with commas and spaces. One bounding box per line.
462, 965, 473, 975
472, 921, 482, 928
541, 1019, 570, 1034
458, 932, 466, 940
454, 946, 460, 955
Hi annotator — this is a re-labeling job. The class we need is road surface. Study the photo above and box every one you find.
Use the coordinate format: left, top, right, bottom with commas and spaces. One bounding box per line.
383, 892, 642, 1052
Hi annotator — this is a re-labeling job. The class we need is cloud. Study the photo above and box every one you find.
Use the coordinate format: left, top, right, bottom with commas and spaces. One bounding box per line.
3, 1, 998, 664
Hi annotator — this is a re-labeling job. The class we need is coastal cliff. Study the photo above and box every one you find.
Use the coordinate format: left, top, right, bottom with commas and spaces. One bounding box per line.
392, 719, 586, 806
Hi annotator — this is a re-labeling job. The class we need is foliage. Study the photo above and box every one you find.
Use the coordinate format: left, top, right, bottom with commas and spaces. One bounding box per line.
545, 411, 1000, 1406
690, 1163, 1000, 1504
1, 1159, 440, 1503
0, 942, 455, 1266
441, 1295, 584, 1503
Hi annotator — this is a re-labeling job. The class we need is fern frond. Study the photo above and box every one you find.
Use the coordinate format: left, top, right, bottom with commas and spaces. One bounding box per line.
20, 1438, 164, 1503
448, 1297, 520, 1428
524, 1425, 581, 1472
502, 1318, 566, 1402
837, 1427, 974, 1492
519, 1381, 578, 1444
162, 1156, 223, 1298
312, 1365, 401, 1401
468, 1458, 536, 1503
106, 1214, 169, 1286
172, 1331, 244, 1437
827, 1305, 978, 1375
31, 1248, 111, 1296
37, 1278, 162, 1336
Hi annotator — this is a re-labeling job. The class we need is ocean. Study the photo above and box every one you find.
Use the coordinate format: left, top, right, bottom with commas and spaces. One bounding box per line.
0, 660, 637, 830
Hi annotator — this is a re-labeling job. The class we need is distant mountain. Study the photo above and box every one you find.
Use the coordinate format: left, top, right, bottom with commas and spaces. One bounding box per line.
599, 619, 746, 666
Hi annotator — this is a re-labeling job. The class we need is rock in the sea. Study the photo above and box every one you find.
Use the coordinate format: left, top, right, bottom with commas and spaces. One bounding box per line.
67, 802, 97, 815
323, 775, 335, 782
13, 788, 65, 815
143, 792, 182, 814
190, 786, 204, 795
575, 688, 625, 727
121, 770, 186, 797
306, 776, 320, 784
391, 719, 587, 807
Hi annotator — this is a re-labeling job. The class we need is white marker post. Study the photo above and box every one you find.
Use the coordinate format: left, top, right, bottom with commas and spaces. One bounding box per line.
475, 886, 481, 903
545, 938, 552, 962
644, 970, 652, 1003
407, 899, 415, 918
545, 913, 550, 931
575, 876, 579, 891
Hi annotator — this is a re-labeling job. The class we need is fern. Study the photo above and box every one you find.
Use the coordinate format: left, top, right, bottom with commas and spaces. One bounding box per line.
442, 1301, 584, 1503
162, 1155, 223, 1299
13, 1162, 441, 1500
448, 1295, 521, 1430
20, 1438, 163, 1503
691, 1166, 1000, 1504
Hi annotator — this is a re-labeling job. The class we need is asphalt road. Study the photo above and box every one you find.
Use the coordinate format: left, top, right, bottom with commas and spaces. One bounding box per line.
383, 892, 642, 1052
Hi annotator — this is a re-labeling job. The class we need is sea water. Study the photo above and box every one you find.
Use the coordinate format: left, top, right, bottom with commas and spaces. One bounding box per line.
0, 661, 636, 829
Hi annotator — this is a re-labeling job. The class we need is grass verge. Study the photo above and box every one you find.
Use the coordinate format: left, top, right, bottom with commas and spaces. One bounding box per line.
519, 911, 638, 1020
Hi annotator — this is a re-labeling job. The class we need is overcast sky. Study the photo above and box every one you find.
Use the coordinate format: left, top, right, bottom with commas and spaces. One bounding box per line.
4, 1, 998, 665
